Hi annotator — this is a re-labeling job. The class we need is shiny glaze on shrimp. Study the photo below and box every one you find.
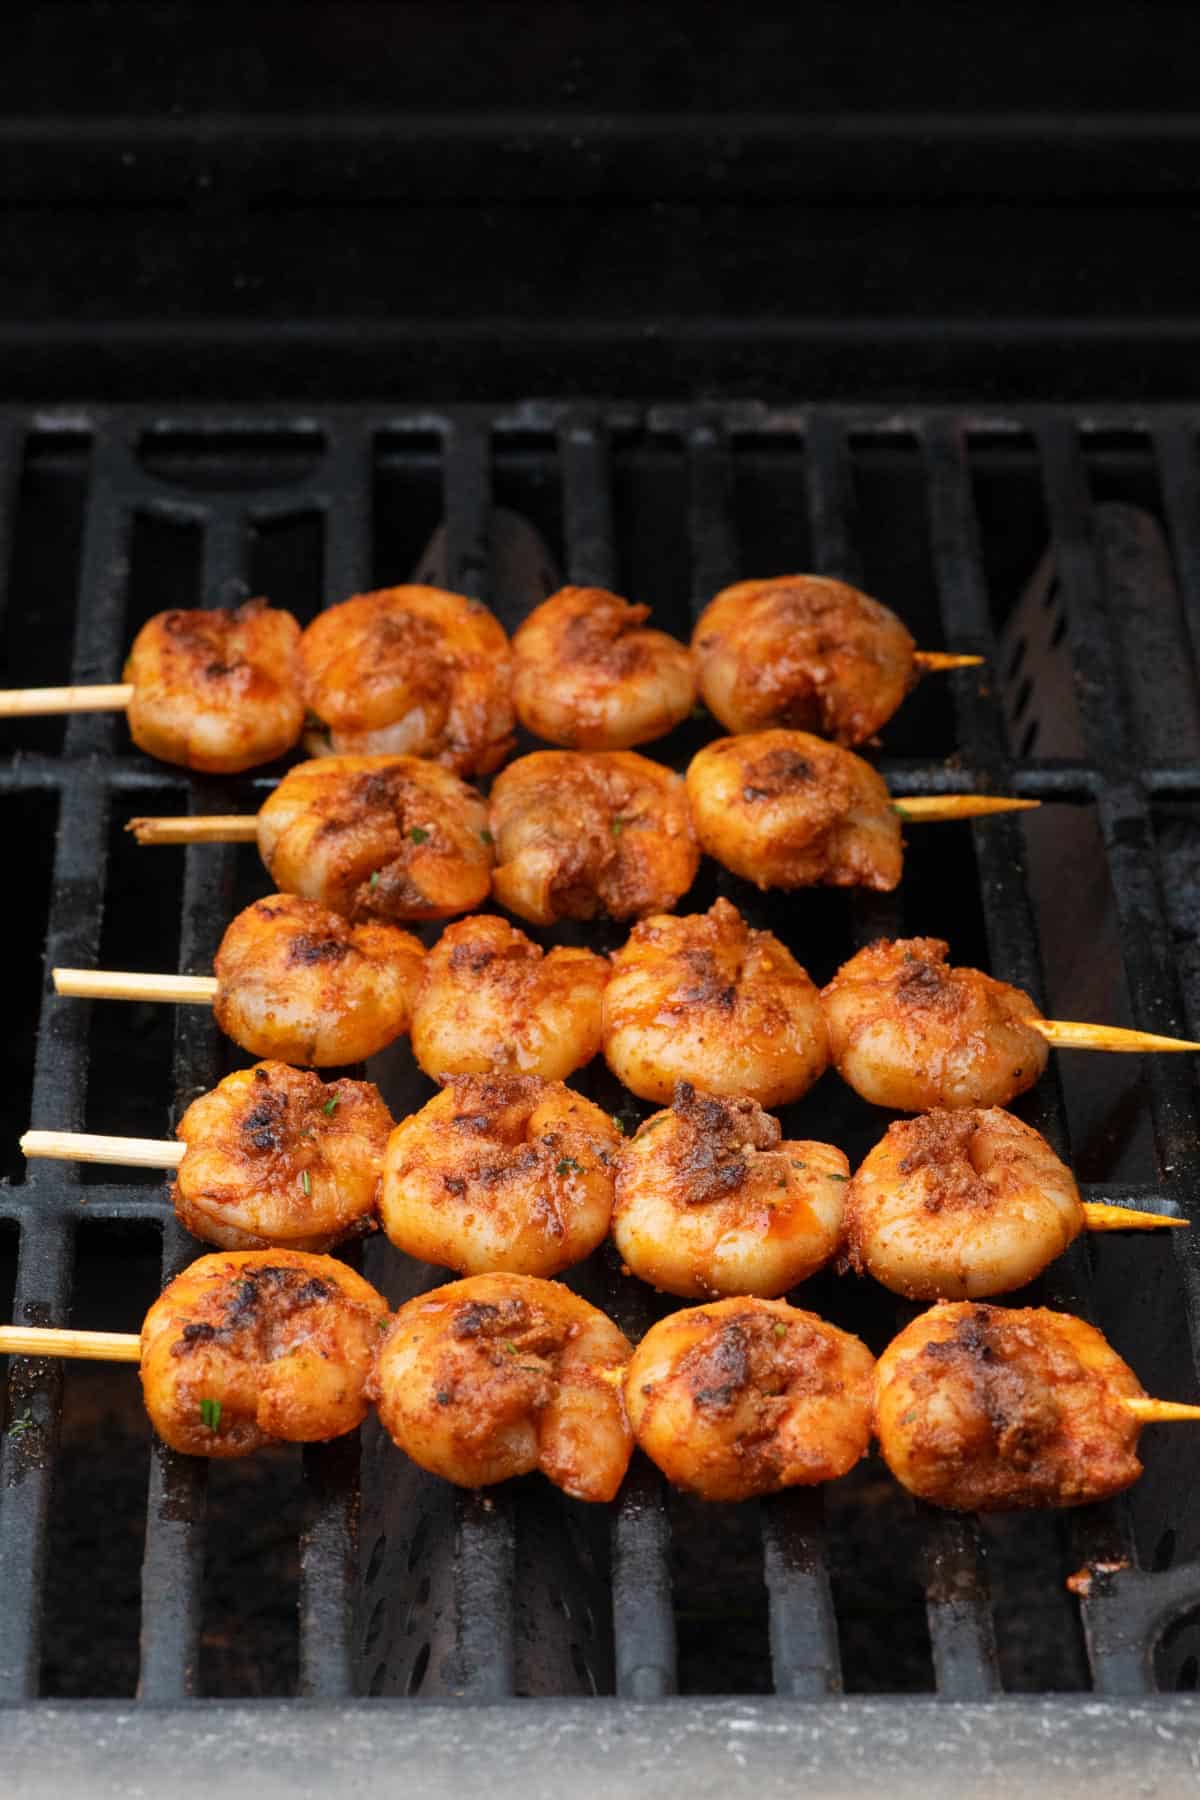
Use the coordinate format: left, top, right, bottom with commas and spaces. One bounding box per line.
686, 730, 902, 891
173, 1062, 393, 1251
692, 576, 916, 746
256, 754, 492, 924
489, 749, 699, 924
612, 1084, 848, 1298
379, 1073, 621, 1277
822, 937, 1049, 1111
298, 585, 515, 774
213, 893, 425, 1066
140, 1249, 389, 1458
602, 898, 829, 1108
411, 915, 608, 1081
625, 1297, 874, 1501
845, 1107, 1082, 1300
511, 585, 696, 749
124, 598, 304, 773
370, 1273, 633, 1500
874, 1302, 1145, 1511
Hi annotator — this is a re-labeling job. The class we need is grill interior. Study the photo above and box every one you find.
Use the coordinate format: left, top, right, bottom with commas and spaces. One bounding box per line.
3, 402, 1200, 1709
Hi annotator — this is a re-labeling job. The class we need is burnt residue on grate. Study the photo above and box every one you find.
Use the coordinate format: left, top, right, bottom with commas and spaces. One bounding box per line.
0, 405, 1199, 1706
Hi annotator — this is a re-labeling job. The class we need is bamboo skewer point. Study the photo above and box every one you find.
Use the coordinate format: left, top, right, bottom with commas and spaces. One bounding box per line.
1081, 1201, 1188, 1232
1124, 1396, 1200, 1424
911, 652, 986, 673
893, 795, 1040, 822
128, 815, 259, 846
1032, 1018, 1200, 1054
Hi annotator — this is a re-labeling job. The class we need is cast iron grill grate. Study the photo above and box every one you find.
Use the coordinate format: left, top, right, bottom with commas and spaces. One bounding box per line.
2, 402, 1200, 1711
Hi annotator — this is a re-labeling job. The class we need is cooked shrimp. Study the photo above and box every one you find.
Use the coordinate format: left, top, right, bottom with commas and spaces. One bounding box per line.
624, 1297, 874, 1501
255, 754, 492, 924
124, 597, 304, 773
692, 576, 916, 746
489, 749, 699, 925
173, 1062, 393, 1252
139, 1248, 389, 1459
370, 1272, 633, 1500
612, 1084, 848, 1298
686, 730, 902, 891
379, 1073, 620, 1277
822, 937, 1049, 1111
874, 1301, 1146, 1511
511, 585, 696, 749
845, 1107, 1082, 1300
298, 585, 515, 774
213, 893, 425, 1066
410, 916, 608, 1081
602, 897, 828, 1107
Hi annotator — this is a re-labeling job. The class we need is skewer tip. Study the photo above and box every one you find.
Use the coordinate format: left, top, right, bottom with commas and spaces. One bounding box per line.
912, 651, 987, 673
1082, 1200, 1189, 1232
1125, 1396, 1200, 1424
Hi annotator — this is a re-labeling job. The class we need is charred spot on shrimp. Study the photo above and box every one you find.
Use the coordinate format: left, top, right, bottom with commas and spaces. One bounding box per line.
286, 934, 353, 967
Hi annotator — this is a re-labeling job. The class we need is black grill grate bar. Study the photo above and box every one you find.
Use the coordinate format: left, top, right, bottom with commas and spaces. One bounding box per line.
321, 422, 375, 602
560, 415, 678, 1700
1152, 422, 1200, 694
920, 419, 1136, 1693
0, 425, 131, 1697
690, 419, 845, 1698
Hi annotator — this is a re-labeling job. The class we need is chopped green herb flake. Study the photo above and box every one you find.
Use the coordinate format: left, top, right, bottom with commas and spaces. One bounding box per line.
301, 1169, 312, 1197
556, 1156, 583, 1177
377, 1315, 391, 1334
199, 1397, 222, 1432
323, 1093, 339, 1116
502, 1340, 518, 1355
409, 825, 431, 845
479, 827, 494, 846
7, 1409, 34, 1438
776, 1176, 787, 1190
610, 816, 625, 836
612, 1114, 626, 1135
773, 1323, 788, 1340
369, 871, 380, 889
828, 1173, 849, 1183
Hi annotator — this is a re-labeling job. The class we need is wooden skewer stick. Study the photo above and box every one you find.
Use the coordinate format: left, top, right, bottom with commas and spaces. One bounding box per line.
128, 815, 258, 846
0, 683, 134, 718
1081, 1201, 1188, 1232
892, 795, 1040, 821
52, 969, 217, 1005
21, 1130, 183, 1170
1031, 1018, 1200, 1054
0, 1326, 141, 1362
911, 652, 986, 673
1124, 1396, 1200, 1424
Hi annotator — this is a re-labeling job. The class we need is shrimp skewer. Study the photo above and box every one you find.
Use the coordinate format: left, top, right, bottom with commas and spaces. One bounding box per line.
369, 1272, 633, 1501
845, 1107, 1185, 1302
511, 585, 696, 749
686, 729, 1034, 893
131, 755, 493, 925
602, 897, 828, 1108
23, 1063, 393, 1252
410, 915, 609, 1081
822, 937, 1200, 1111
0, 599, 306, 772
691, 575, 981, 747
624, 1297, 875, 1502
379, 1074, 621, 1277
874, 1301, 1200, 1511
489, 748, 699, 924
612, 1083, 849, 1299
53, 893, 425, 1066
298, 585, 515, 774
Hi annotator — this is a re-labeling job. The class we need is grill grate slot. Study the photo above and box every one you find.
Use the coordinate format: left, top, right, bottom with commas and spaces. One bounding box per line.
0, 403, 1197, 1709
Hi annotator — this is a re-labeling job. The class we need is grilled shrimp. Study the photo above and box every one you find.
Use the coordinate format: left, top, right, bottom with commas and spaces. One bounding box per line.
845, 1107, 1082, 1300
256, 754, 492, 924
379, 1073, 621, 1277
213, 893, 425, 1066
489, 749, 699, 925
298, 585, 515, 775
124, 598, 304, 773
612, 1084, 849, 1298
173, 1062, 393, 1251
822, 938, 1049, 1111
370, 1272, 633, 1500
511, 585, 696, 749
691, 576, 917, 746
686, 730, 902, 891
140, 1249, 389, 1458
602, 897, 829, 1107
624, 1297, 874, 1501
410, 915, 608, 1081
874, 1301, 1146, 1511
